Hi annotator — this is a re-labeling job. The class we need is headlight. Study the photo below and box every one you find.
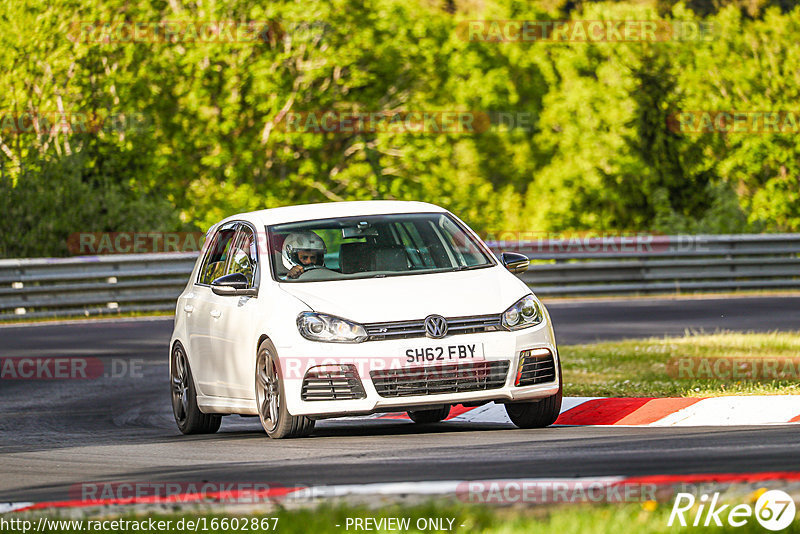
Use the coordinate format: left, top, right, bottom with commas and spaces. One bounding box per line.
297, 312, 368, 343
501, 294, 542, 330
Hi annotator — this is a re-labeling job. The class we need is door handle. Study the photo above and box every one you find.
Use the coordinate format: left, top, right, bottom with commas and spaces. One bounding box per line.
210, 309, 221, 319
183, 304, 194, 313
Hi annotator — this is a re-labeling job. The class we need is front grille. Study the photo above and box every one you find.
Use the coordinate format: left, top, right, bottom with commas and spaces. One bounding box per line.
370, 361, 510, 398
515, 349, 557, 386
301, 365, 366, 401
364, 314, 502, 341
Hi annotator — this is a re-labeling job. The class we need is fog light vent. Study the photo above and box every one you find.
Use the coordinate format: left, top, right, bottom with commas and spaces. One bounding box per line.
301, 364, 366, 401
515, 348, 556, 386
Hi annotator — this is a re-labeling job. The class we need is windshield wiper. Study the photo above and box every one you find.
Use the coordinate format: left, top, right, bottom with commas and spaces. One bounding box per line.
451, 264, 489, 272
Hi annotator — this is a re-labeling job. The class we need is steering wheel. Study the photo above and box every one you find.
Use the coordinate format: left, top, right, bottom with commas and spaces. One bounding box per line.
297, 265, 333, 280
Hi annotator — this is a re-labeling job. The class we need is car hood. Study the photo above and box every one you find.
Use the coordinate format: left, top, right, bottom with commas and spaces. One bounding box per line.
278, 266, 531, 323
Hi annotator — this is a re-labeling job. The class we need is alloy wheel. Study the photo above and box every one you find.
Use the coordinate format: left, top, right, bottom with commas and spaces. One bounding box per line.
171, 346, 190, 424
256, 350, 280, 432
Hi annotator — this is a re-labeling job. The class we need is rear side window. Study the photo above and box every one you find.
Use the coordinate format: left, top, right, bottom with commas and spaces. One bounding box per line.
197, 226, 238, 285
225, 225, 258, 287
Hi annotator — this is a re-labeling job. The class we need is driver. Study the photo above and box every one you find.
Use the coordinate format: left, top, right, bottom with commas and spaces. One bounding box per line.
282, 231, 327, 279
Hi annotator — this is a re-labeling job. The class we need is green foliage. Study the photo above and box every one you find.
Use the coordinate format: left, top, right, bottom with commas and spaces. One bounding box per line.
1, 0, 799, 257
0, 145, 181, 258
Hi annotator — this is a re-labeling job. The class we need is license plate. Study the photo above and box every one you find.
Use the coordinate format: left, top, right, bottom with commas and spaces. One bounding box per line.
401, 343, 484, 364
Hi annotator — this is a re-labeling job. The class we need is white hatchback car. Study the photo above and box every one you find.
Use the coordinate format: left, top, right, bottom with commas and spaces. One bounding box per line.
170, 201, 562, 438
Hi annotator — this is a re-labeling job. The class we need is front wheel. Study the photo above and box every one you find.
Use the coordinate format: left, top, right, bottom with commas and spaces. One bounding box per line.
505, 355, 563, 429
504, 391, 562, 428
407, 405, 451, 424
170, 343, 221, 434
255, 340, 315, 439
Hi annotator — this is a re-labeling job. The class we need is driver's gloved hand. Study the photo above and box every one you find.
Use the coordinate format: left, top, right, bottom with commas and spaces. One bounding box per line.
287, 265, 304, 279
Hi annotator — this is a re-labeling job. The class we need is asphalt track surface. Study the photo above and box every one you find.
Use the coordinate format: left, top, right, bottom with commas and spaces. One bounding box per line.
1, 295, 799, 504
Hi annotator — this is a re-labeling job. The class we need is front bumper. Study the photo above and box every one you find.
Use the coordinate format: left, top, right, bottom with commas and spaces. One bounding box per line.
277, 319, 560, 417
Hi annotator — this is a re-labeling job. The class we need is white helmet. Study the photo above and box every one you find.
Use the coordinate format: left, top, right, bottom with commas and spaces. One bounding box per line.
282, 231, 326, 270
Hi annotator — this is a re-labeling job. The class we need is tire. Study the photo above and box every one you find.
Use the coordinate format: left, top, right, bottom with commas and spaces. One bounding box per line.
505, 356, 563, 429
407, 405, 451, 424
171, 343, 221, 434
255, 339, 315, 439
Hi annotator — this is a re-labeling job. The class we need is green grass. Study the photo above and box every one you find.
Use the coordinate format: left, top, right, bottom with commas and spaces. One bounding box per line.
19, 501, 800, 534
561, 331, 800, 397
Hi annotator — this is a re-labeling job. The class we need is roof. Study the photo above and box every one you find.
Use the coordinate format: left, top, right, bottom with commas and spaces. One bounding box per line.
222, 200, 448, 227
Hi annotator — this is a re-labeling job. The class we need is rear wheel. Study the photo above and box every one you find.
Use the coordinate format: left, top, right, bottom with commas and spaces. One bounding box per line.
171, 343, 221, 434
407, 405, 451, 424
255, 340, 315, 439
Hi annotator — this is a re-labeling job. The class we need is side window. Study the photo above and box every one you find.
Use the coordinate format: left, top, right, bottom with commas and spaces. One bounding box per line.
197, 227, 238, 285
226, 226, 257, 287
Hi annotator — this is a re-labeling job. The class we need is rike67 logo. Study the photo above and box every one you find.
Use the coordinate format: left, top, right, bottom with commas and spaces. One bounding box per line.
669, 490, 796, 530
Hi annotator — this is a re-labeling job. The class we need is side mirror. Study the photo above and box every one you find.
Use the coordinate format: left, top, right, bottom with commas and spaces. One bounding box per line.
500, 252, 529, 274
211, 273, 257, 297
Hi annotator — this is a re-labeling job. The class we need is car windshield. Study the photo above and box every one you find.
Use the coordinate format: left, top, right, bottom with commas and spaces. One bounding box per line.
269, 212, 495, 282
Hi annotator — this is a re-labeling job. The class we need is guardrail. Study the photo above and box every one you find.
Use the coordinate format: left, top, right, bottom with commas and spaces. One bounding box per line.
1, 234, 798, 319
486, 233, 800, 296
0, 253, 198, 319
